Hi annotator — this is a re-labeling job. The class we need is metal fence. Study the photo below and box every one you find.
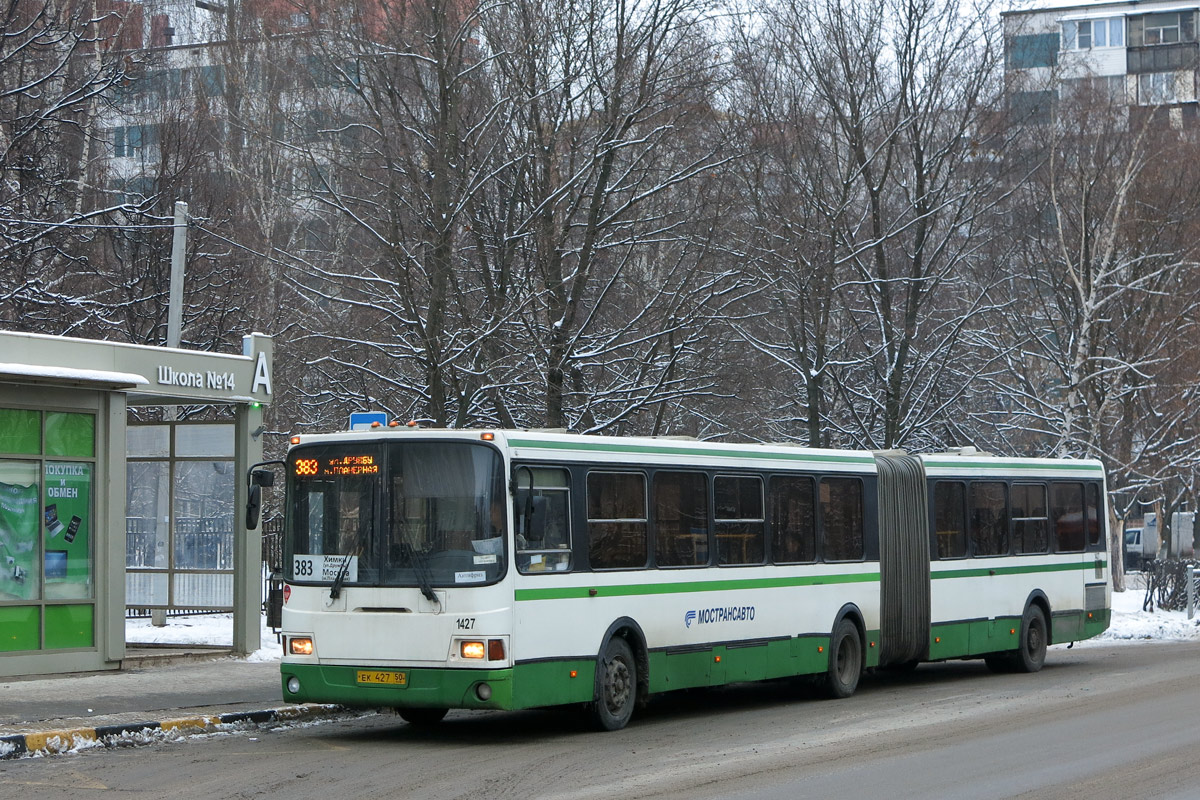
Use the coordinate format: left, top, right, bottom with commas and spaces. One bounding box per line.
1140, 558, 1200, 615
125, 516, 285, 619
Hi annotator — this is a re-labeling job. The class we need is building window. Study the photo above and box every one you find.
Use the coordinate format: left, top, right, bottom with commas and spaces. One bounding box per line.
1063, 18, 1124, 50
1010, 90, 1055, 124
111, 125, 159, 159
1063, 75, 1126, 105
1138, 71, 1179, 104
1007, 33, 1060, 69
1145, 12, 1182, 45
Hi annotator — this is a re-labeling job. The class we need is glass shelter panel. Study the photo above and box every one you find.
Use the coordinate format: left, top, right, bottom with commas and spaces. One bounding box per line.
1, 407, 96, 651
175, 424, 234, 458
0, 460, 42, 602
173, 461, 235, 571
126, 461, 170, 568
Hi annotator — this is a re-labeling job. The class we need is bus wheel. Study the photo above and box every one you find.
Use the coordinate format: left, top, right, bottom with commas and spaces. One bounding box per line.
398, 707, 448, 726
821, 619, 862, 699
592, 637, 637, 731
1013, 604, 1048, 673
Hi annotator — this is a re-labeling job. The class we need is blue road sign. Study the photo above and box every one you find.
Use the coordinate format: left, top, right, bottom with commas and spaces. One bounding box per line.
349, 411, 388, 431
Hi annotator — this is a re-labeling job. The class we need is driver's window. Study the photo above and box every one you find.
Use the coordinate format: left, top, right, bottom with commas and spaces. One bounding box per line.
514, 467, 572, 573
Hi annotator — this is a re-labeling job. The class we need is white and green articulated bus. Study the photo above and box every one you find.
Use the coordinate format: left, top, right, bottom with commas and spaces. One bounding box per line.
257, 430, 1111, 731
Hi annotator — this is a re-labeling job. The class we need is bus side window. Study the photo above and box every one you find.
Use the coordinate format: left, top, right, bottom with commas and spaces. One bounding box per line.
769, 475, 816, 563
1086, 482, 1104, 550
970, 482, 1009, 556
515, 467, 571, 573
1013, 483, 1049, 554
654, 471, 709, 567
715, 475, 764, 566
933, 481, 967, 559
1051, 482, 1085, 552
820, 477, 863, 562
588, 471, 648, 569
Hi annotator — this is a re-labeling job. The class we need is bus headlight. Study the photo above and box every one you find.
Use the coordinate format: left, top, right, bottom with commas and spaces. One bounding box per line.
476, 683, 492, 700
287, 676, 301, 694
289, 637, 314, 656
461, 641, 486, 659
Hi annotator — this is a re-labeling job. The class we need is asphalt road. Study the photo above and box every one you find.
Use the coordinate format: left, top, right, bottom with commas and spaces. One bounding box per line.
2, 642, 1199, 800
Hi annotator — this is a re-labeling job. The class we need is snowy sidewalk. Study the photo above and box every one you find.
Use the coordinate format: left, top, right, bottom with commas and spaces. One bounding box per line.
0, 614, 351, 760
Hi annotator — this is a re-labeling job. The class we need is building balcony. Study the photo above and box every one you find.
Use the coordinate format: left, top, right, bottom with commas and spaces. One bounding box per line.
1128, 42, 1200, 73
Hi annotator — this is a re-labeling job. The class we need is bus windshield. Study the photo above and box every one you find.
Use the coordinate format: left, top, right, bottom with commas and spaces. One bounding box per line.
286, 441, 506, 588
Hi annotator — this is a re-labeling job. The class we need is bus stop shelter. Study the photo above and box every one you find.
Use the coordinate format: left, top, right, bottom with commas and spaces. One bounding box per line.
0, 330, 272, 678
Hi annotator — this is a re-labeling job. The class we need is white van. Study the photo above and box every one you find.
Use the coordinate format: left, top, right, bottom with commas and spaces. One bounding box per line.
1124, 526, 1144, 570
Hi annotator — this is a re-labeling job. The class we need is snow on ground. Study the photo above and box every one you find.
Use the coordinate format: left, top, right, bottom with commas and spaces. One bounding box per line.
1081, 575, 1200, 645
125, 612, 283, 662
126, 572, 1200, 660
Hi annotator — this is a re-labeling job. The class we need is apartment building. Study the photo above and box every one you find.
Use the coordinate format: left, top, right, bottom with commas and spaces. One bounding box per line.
1004, 0, 1200, 124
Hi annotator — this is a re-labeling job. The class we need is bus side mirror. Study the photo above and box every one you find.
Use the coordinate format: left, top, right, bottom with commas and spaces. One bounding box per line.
246, 484, 262, 530
528, 495, 547, 543
246, 464, 282, 530
514, 491, 547, 542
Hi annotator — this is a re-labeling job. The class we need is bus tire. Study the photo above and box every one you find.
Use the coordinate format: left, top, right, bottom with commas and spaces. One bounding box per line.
397, 707, 448, 726
591, 637, 637, 731
1013, 604, 1048, 673
821, 618, 862, 699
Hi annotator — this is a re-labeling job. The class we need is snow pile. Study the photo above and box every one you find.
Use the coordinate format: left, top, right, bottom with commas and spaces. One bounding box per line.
1092, 583, 1200, 644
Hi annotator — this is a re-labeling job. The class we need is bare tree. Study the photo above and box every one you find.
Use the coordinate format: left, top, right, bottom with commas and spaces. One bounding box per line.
986, 91, 1200, 527
727, 0, 1008, 449
0, 0, 129, 330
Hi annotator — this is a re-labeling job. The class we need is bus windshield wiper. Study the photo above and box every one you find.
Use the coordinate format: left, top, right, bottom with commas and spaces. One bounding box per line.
400, 525, 439, 604
329, 553, 353, 600
331, 514, 371, 600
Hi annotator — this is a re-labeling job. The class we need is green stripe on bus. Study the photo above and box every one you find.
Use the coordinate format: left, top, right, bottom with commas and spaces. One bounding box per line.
515, 571, 880, 602
518, 559, 1106, 601
506, 438, 876, 465
922, 460, 1104, 473
932, 560, 1107, 580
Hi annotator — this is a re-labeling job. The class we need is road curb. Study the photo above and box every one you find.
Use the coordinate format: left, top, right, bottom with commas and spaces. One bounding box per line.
0, 704, 344, 759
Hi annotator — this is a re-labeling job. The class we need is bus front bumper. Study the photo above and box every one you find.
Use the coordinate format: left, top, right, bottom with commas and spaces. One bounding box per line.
282, 663, 514, 710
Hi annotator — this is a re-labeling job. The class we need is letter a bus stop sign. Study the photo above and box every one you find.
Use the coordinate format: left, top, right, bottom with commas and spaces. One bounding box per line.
349, 411, 388, 431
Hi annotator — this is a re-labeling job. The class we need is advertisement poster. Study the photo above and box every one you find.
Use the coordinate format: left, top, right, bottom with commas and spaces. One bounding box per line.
0, 478, 39, 601
44, 462, 91, 595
